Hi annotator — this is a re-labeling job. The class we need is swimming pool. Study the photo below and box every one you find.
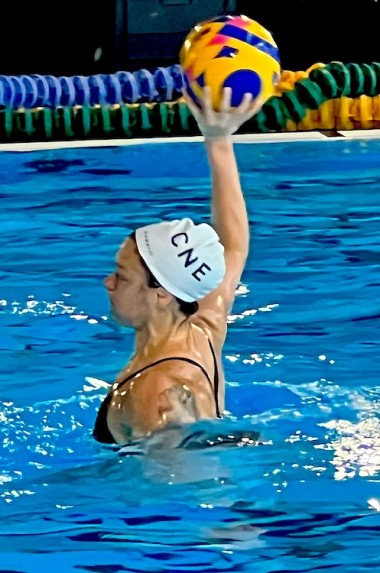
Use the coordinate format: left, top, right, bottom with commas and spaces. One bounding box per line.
1, 134, 380, 572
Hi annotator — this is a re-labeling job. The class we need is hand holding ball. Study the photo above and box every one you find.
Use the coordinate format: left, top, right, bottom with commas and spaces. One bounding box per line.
180, 14, 281, 112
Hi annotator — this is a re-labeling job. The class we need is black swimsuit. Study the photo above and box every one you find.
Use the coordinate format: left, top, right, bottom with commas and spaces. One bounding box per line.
93, 339, 221, 444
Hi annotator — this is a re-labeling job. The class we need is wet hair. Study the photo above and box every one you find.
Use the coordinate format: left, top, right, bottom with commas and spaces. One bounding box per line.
129, 232, 199, 317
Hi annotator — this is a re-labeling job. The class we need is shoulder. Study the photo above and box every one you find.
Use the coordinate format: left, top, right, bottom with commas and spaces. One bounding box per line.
137, 359, 203, 392
140, 367, 201, 426
138, 361, 181, 389
135, 358, 216, 418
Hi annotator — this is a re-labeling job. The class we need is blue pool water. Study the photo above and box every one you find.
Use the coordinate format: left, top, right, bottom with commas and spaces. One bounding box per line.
1, 137, 380, 572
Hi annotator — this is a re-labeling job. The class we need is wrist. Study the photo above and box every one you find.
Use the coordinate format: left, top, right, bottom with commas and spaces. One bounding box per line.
205, 136, 234, 151
200, 125, 233, 142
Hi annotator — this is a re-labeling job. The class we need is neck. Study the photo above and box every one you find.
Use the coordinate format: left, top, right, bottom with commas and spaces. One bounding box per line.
134, 311, 190, 358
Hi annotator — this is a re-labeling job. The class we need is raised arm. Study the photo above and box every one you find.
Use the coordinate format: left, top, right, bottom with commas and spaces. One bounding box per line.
207, 136, 249, 308
184, 88, 262, 337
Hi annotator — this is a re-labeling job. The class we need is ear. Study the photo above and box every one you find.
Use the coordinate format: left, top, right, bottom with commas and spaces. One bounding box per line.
154, 286, 174, 309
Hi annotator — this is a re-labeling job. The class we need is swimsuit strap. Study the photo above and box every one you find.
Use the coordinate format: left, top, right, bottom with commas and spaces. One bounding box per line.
114, 356, 212, 392
114, 339, 221, 417
208, 339, 221, 418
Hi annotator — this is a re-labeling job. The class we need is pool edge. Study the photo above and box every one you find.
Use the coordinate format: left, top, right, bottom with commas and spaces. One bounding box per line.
1, 129, 380, 152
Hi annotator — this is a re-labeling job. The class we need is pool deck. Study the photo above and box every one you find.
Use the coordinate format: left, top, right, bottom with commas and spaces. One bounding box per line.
0, 129, 380, 152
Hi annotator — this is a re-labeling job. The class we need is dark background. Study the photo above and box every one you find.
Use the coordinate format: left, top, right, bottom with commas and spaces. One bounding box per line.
0, 0, 379, 77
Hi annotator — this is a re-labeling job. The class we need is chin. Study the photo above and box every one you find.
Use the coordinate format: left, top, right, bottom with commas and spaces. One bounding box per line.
109, 307, 124, 324
110, 308, 134, 328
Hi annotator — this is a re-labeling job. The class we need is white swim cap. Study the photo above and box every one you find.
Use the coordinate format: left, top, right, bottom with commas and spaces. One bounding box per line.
135, 218, 225, 302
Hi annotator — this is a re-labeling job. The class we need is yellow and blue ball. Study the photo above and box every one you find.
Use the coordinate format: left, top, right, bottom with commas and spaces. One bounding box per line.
180, 14, 281, 111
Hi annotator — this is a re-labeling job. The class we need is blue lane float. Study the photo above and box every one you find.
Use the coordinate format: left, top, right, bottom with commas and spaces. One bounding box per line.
0, 66, 185, 109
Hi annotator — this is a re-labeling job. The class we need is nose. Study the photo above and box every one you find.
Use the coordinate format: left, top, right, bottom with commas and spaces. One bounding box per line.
104, 272, 116, 291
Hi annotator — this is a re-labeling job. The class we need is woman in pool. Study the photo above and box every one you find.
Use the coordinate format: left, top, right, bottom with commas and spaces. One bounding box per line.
93, 87, 262, 444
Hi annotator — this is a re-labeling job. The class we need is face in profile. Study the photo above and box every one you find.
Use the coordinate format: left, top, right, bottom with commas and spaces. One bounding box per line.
103, 239, 151, 328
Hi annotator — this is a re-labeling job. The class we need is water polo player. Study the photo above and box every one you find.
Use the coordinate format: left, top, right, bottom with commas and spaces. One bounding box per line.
93, 88, 262, 444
